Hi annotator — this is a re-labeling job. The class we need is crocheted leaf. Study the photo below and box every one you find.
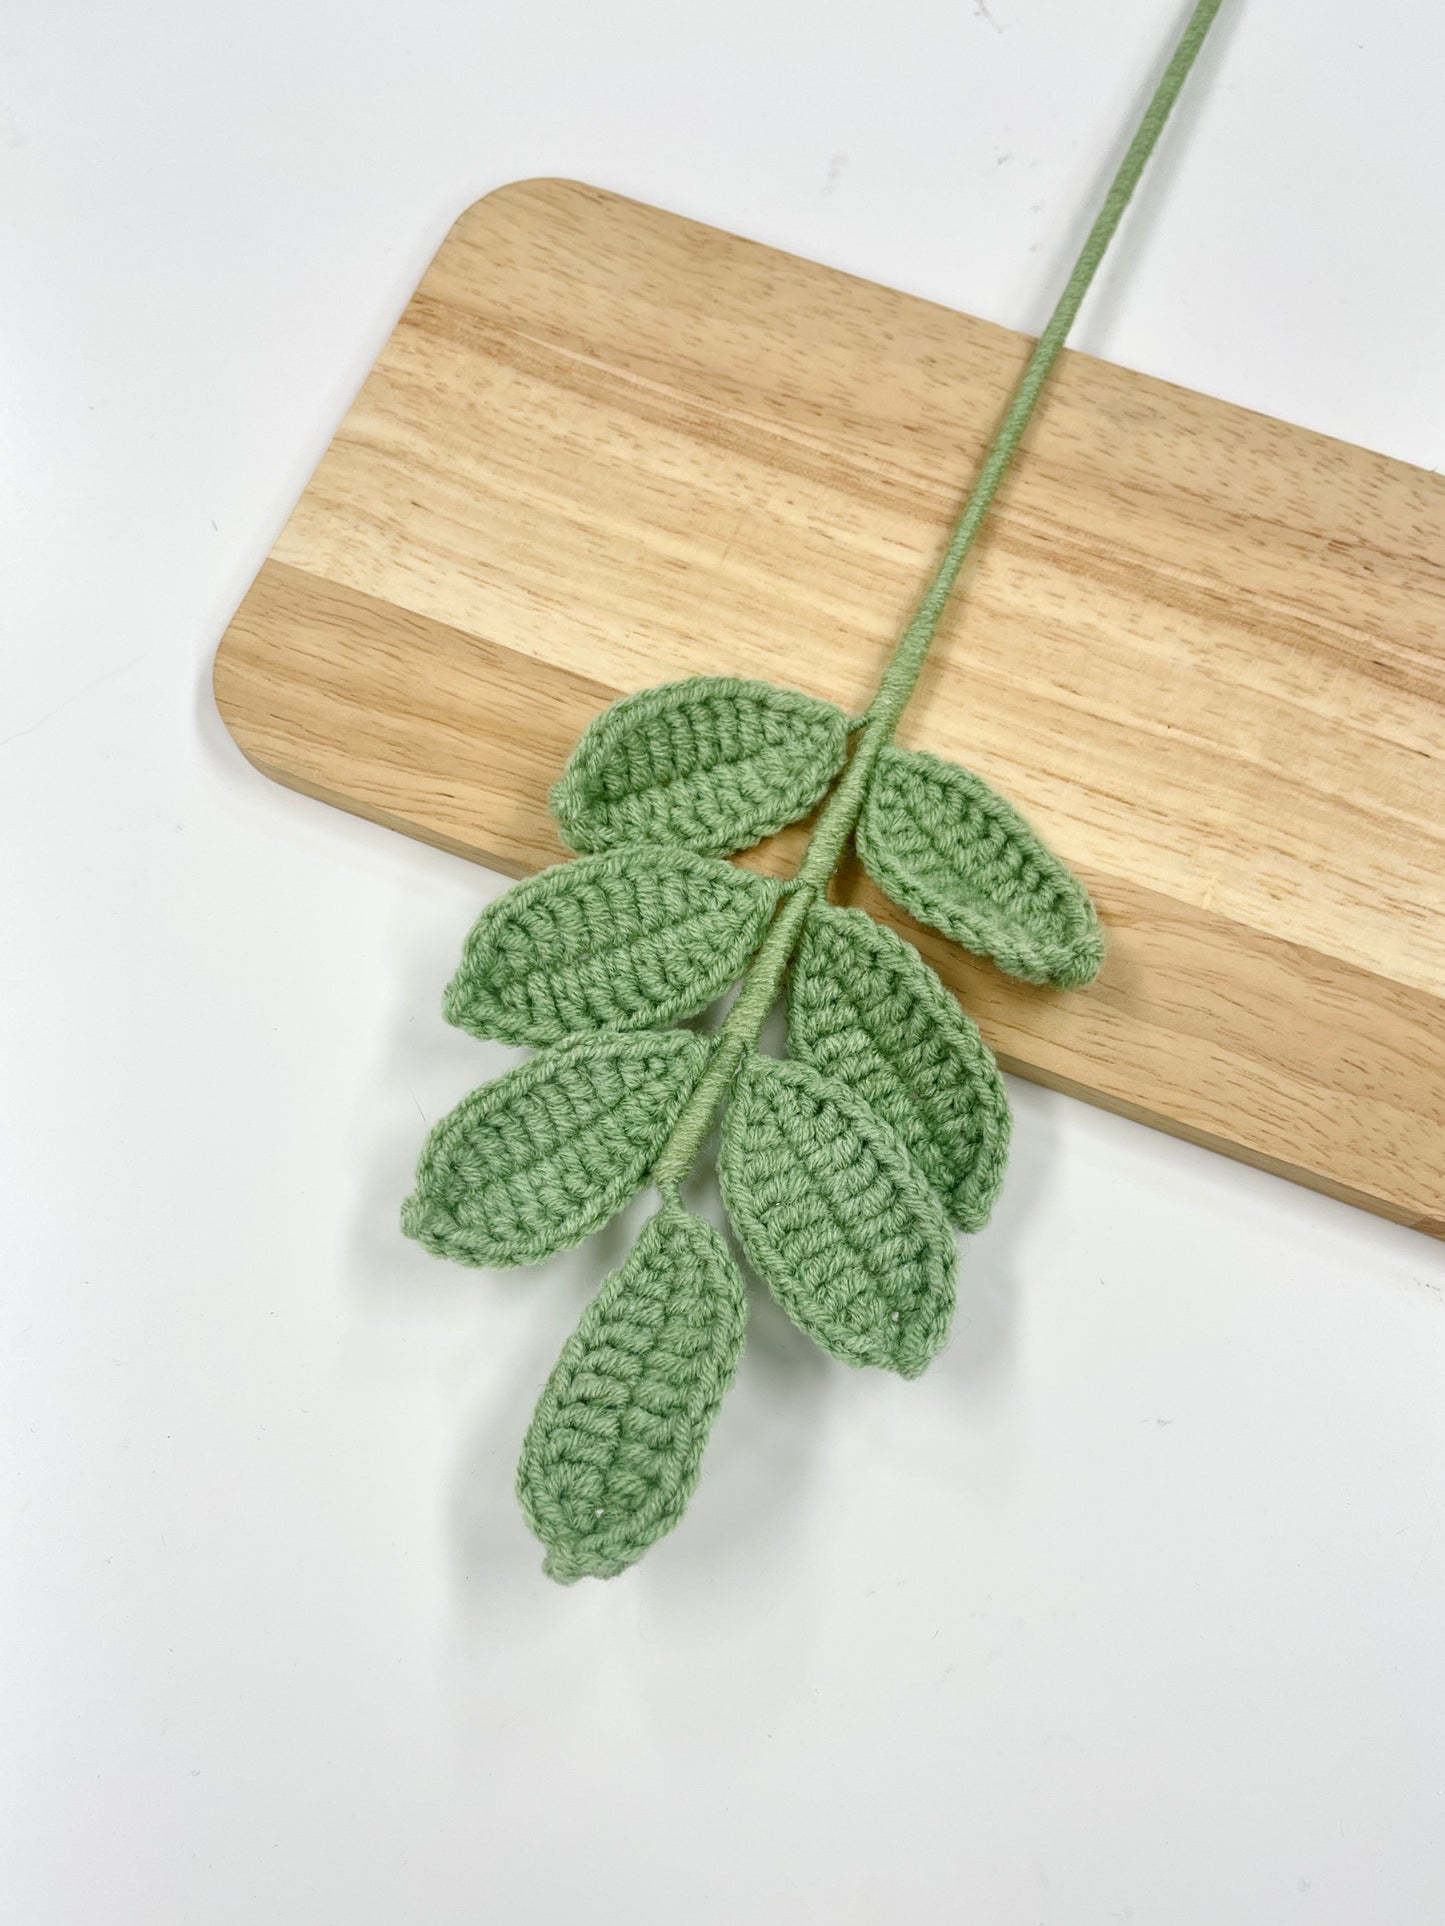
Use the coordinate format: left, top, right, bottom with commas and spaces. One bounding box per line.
444, 847, 782, 1047
788, 901, 1011, 1232
719, 1055, 956, 1379
517, 1201, 747, 1582
550, 676, 850, 858
857, 744, 1104, 989
400, 1032, 708, 1268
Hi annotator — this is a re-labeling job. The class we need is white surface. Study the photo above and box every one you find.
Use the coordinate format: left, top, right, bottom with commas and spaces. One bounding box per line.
3, 1, 1444, 1919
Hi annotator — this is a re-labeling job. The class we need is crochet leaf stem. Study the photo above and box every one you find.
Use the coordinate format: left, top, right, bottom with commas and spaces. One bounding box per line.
652, 0, 1222, 1191
652, 885, 812, 1187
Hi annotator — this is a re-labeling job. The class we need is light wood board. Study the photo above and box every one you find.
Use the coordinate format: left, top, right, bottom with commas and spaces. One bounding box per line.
214, 178, 1445, 1236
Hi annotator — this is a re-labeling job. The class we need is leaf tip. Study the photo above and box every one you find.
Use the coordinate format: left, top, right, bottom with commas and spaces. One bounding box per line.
439, 966, 472, 1033
540, 1546, 604, 1585
1054, 921, 1106, 991
546, 769, 595, 853
399, 1189, 444, 1253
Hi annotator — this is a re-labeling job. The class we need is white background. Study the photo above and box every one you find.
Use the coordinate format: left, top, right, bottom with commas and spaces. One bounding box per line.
4, 2, 1444, 1920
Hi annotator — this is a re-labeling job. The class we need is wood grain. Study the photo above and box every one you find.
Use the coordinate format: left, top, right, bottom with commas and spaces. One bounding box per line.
213, 178, 1445, 1235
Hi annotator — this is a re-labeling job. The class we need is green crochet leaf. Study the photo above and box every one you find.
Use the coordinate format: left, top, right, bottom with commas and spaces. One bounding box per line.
550, 675, 850, 858
788, 901, 1011, 1233
401, 1032, 708, 1268
517, 1200, 747, 1582
444, 847, 782, 1047
719, 1055, 956, 1379
857, 744, 1105, 990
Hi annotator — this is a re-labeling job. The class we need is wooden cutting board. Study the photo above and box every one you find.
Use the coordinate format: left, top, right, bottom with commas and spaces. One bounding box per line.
214, 178, 1445, 1236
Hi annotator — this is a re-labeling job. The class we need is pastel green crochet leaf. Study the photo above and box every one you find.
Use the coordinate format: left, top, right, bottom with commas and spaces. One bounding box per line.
444, 846, 782, 1047
516, 1200, 747, 1583
857, 744, 1105, 990
719, 1055, 957, 1380
550, 675, 849, 858
787, 900, 1011, 1232
401, 1031, 707, 1267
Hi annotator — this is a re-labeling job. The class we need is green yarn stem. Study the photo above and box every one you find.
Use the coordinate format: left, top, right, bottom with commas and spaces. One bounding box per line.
863, 0, 1224, 738
652, 886, 811, 1187
651, 0, 1222, 1190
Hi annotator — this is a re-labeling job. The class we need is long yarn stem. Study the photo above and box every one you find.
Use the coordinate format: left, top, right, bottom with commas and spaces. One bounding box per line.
651, 0, 1223, 1190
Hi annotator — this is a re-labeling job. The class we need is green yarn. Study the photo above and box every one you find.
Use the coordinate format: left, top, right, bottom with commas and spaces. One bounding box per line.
402, 0, 1223, 1578
551, 676, 850, 859
402, 1031, 707, 1268
858, 746, 1105, 990
516, 1199, 747, 1582
719, 1056, 957, 1380
444, 846, 782, 1046
649, 882, 814, 1190
854, 0, 1226, 741
787, 900, 1011, 1232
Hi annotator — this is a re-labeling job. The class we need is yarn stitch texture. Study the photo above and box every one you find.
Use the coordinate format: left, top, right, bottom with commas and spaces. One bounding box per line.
516, 1201, 747, 1582
550, 675, 849, 858
720, 1054, 957, 1380
401, 1031, 707, 1268
788, 900, 1011, 1232
401, 0, 1222, 1580
444, 845, 781, 1047
858, 745, 1105, 990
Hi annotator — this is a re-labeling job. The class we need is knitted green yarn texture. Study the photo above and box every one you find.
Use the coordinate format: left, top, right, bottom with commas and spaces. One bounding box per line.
401, 1031, 708, 1268
720, 1055, 957, 1380
444, 846, 782, 1046
550, 676, 850, 858
787, 900, 1011, 1233
516, 1200, 747, 1582
858, 746, 1105, 990
401, 0, 1223, 1579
